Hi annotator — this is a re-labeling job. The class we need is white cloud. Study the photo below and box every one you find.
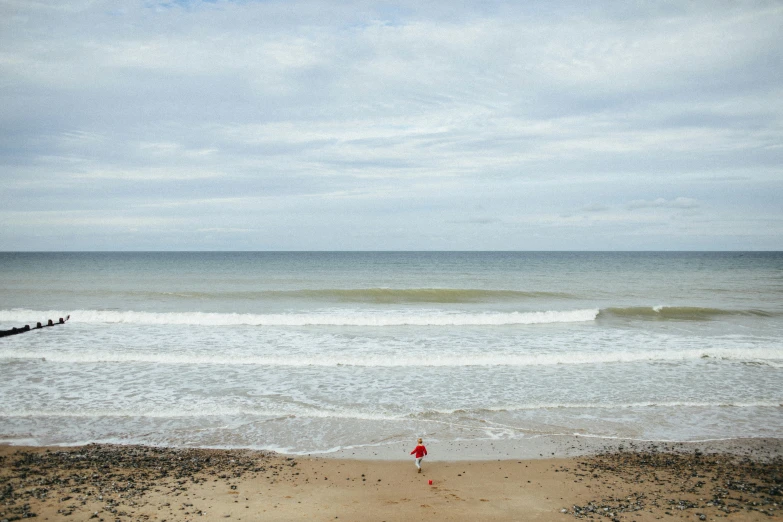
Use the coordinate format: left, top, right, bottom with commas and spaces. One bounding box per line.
581, 203, 610, 212
0, 210, 188, 228
627, 198, 700, 210
0, 0, 781, 250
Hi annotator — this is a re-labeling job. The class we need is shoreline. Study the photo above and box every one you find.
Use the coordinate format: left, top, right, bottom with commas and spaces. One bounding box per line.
2, 438, 780, 521
312, 435, 783, 461
5, 435, 781, 462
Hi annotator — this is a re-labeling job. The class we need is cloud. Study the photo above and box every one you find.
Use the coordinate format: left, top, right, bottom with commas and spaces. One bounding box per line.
0, 0, 781, 250
581, 203, 610, 212
445, 217, 501, 225
626, 198, 700, 210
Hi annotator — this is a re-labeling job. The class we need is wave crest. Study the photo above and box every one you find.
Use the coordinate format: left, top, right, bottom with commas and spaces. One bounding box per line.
16, 288, 575, 304
0, 308, 598, 327
600, 306, 774, 321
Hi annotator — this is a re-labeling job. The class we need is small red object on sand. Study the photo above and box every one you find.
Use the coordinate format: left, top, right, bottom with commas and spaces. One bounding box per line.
428, 480, 433, 485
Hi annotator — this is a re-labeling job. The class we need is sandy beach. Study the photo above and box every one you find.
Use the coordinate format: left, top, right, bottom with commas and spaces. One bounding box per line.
2, 439, 780, 521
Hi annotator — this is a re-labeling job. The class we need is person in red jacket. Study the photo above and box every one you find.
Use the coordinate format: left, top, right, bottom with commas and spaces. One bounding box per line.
410, 438, 427, 473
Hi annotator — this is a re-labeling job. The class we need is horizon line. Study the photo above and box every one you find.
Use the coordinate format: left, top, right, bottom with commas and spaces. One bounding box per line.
1, 250, 781, 254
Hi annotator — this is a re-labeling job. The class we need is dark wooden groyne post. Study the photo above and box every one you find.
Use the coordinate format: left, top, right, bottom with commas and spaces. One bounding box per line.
0, 315, 70, 338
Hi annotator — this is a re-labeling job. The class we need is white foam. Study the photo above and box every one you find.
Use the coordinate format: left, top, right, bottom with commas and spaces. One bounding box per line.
2, 401, 778, 422
420, 401, 783, 414
1, 347, 781, 367
0, 308, 599, 327
0, 406, 402, 421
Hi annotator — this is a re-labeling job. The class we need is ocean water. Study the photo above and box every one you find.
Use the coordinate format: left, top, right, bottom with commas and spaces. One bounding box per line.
1, 252, 781, 455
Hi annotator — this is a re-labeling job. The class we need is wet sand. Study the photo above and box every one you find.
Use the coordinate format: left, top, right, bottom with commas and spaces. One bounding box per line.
1, 439, 780, 521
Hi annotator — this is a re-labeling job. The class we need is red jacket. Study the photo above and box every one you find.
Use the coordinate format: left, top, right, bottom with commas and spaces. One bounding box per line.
410, 445, 427, 458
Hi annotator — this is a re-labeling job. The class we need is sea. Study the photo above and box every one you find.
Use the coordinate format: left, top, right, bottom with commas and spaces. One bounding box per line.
1, 252, 781, 456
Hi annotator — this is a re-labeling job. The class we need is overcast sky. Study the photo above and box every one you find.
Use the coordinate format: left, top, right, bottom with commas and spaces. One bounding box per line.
1, 0, 781, 251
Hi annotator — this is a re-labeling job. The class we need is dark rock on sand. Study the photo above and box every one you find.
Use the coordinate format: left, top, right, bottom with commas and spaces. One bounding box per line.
0, 444, 293, 522
563, 448, 782, 519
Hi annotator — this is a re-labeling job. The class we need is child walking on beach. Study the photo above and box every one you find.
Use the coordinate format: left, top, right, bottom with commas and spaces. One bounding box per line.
410, 438, 427, 473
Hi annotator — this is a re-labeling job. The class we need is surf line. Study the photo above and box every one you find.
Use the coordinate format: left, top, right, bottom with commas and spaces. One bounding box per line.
0, 315, 70, 338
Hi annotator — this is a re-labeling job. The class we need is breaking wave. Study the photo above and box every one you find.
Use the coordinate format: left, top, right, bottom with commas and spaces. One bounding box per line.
0, 308, 598, 327
599, 306, 775, 321
3, 305, 777, 330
